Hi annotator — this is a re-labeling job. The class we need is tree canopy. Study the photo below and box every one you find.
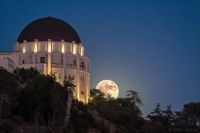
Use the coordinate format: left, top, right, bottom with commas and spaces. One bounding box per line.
0, 67, 199, 133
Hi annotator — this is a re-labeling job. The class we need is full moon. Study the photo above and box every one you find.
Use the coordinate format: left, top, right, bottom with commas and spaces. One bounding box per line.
96, 80, 119, 99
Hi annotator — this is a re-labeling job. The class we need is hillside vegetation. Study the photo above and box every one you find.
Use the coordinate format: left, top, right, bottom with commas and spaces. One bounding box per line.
0, 68, 199, 133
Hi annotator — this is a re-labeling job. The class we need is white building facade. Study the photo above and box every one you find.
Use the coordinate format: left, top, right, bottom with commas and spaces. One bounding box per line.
0, 17, 90, 103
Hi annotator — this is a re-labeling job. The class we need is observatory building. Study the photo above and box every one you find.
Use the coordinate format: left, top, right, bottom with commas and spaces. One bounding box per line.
0, 17, 90, 103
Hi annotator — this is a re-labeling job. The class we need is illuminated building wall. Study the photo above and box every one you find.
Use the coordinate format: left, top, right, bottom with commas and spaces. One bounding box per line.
0, 17, 90, 103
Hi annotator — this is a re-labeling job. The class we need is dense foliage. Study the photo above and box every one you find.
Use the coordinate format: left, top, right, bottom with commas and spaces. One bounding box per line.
0, 67, 199, 133
0, 68, 68, 132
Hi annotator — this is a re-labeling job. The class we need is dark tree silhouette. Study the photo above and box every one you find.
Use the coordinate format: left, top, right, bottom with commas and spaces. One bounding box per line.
63, 76, 76, 129
126, 90, 143, 107
0, 68, 19, 120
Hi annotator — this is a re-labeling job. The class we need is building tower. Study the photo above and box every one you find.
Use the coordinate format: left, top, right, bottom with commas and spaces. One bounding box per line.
0, 17, 90, 103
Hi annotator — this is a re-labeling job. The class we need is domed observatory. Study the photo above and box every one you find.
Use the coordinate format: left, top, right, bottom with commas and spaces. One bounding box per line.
1, 17, 90, 103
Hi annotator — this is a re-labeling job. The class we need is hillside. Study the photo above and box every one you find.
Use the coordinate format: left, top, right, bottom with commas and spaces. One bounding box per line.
0, 68, 199, 133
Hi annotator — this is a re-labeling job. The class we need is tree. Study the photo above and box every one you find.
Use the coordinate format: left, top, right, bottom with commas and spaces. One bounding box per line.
14, 68, 67, 126
63, 76, 76, 129
88, 89, 144, 132
146, 103, 166, 133
89, 88, 106, 105
182, 102, 200, 126
90, 88, 104, 98
13, 67, 39, 85
162, 105, 175, 127
0, 68, 18, 120
147, 103, 165, 121
126, 90, 143, 107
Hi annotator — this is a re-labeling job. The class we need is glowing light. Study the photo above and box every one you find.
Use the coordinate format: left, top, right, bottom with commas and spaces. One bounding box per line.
47, 53, 51, 74
34, 42, 37, 53
80, 46, 84, 56
22, 45, 26, 53
96, 80, 119, 99
61, 43, 65, 53
73, 44, 77, 54
48, 40, 52, 53
47, 39, 52, 74
77, 85, 80, 101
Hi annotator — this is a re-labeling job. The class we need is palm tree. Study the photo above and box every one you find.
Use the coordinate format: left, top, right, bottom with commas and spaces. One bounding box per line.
63, 76, 76, 128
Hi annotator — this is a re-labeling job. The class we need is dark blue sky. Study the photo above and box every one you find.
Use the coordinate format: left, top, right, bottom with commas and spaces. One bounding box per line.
0, 0, 199, 115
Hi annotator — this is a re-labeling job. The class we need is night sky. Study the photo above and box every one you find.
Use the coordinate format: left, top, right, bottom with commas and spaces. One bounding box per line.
0, 0, 199, 115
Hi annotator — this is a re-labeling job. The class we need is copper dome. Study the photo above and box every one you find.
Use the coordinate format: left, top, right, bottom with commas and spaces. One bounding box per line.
17, 17, 81, 43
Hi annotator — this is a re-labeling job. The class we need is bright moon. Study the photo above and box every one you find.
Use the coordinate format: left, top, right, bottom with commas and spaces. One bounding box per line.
96, 80, 119, 99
